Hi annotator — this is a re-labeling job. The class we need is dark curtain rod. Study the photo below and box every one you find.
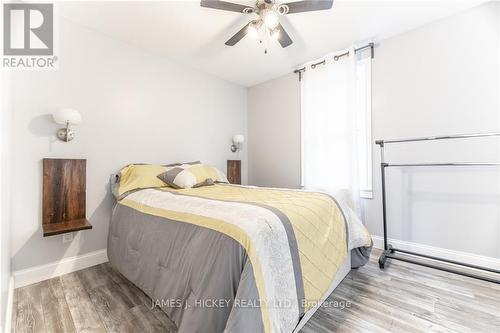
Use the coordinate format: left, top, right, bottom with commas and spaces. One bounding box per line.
293, 42, 374, 80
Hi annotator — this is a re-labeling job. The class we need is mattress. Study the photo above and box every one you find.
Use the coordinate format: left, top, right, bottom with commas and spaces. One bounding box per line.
107, 184, 372, 333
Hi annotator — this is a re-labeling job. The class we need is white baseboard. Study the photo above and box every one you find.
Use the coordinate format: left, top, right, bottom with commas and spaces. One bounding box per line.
13, 249, 108, 288
372, 236, 500, 270
3, 276, 14, 333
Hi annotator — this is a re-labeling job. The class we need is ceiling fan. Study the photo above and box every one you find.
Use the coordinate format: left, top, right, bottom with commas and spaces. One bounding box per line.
200, 0, 334, 48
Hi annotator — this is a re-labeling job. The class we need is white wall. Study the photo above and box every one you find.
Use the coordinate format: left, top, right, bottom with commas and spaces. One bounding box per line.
247, 2, 500, 258
9, 18, 247, 272
248, 74, 301, 188
364, 1, 499, 257
1, 71, 13, 331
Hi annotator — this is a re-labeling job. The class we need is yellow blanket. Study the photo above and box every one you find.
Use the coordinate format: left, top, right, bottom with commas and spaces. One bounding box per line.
120, 184, 348, 332
163, 184, 347, 310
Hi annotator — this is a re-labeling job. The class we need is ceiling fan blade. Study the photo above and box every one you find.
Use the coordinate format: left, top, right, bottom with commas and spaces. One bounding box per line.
281, 0, 333, 14
277, 24, 293, 48
200, 0, 253, 13
225, 22, 252, 46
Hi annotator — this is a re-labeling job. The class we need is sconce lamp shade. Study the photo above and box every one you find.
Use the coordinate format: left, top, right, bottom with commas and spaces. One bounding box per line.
53, 109, 81, 125
230, 134, 245, 153
232, 134, 245, 144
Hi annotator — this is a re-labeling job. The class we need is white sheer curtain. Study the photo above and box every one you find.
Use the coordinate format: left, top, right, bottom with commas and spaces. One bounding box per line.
301, 47, 360, 211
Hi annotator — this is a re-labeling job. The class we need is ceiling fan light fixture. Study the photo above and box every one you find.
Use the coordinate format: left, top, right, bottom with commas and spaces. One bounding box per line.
262, 9, 279, 29
269, 28, 280, 40
247, 20, 261, 38
277, 4, 289, 15
204, 0, 335, 48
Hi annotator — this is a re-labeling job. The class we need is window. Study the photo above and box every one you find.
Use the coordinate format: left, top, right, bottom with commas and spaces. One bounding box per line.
300, 46, 373, 207
355, 55, 373, 198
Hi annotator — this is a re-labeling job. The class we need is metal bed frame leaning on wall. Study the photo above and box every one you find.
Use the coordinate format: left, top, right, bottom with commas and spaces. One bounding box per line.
375, 132, 500, 284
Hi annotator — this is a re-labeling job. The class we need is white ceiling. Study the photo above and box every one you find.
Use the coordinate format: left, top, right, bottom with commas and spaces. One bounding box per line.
57, 0, 485, 87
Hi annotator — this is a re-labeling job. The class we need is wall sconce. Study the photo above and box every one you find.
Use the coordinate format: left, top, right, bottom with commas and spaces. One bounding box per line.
53, 109, 81, 142
231, 134, 245, 152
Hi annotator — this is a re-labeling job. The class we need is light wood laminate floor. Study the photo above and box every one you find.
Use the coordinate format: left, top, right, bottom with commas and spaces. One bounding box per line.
12, 249, 500, 333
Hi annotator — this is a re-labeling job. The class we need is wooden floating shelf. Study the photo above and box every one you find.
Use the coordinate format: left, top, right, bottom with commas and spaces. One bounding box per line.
43, 158, 92, 237
227, 160, 241, 185
43, 219, 92, 237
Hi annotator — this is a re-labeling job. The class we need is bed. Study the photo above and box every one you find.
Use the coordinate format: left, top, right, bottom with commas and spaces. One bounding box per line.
108, 173, 372, 333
